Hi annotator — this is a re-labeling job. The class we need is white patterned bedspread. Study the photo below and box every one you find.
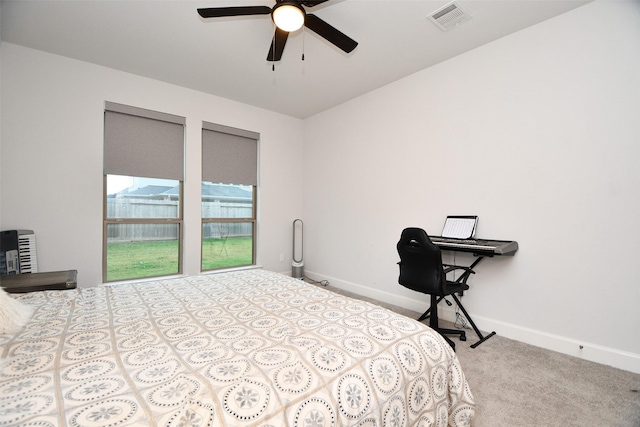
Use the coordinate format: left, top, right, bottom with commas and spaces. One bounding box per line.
0, 269, 474, 426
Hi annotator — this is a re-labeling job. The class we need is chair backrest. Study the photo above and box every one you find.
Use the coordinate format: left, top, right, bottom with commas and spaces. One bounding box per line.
397, 227, 445, 295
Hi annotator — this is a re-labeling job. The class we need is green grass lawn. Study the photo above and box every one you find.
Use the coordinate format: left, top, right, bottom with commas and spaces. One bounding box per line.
201, 236, 253, 270
107, 236, 252, 281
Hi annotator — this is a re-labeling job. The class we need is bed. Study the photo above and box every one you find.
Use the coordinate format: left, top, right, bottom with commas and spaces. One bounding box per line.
0, 269, 475, 426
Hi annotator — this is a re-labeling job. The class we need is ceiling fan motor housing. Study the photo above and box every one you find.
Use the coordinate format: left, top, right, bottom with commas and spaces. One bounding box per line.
272, 1, 306, 32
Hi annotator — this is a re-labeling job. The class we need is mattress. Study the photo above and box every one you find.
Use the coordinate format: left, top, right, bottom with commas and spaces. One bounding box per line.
0, 269, 475, 426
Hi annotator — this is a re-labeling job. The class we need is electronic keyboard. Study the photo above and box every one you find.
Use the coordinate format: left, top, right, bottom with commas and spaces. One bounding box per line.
430, 236, 518, 256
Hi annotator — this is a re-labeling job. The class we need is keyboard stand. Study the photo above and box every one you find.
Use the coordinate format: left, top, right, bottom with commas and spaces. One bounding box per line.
420, 255, 497, 348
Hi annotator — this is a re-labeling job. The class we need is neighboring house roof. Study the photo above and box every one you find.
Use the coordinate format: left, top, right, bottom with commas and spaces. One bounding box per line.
124, 185, 173, 196
117, 183, 251, 202
201, 184, 251, 199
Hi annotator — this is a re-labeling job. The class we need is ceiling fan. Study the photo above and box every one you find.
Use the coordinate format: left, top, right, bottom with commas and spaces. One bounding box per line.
197, 0, 358, 62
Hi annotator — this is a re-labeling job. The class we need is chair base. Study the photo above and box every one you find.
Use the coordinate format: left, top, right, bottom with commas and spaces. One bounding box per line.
418, 296, 467, 352
418, 293, 497, 349
438, 327, 466, 342
418, 312, 467, 351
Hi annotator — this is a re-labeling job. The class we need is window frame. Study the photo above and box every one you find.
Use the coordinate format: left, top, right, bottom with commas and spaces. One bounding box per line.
200, 122, 259, 272
201, 185, 257, 272
102, 102, 186, 283
103, 177, 184, 283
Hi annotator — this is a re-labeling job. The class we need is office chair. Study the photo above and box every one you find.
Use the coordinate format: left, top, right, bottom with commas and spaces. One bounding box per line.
396, 227, 475, 351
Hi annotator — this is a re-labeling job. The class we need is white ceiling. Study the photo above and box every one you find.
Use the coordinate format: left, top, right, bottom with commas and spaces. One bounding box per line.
0, 0, 589, 118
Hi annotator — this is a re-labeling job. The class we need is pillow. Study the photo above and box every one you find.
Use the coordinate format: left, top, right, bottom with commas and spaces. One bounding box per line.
0, 287, 34, 334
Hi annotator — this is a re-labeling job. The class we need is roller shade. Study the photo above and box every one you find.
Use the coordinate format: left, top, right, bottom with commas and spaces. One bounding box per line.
104, 102, 185, 180
202, 122, 258, 186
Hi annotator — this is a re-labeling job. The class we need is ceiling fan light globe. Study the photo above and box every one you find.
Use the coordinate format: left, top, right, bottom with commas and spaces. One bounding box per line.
272, 4, 305, 32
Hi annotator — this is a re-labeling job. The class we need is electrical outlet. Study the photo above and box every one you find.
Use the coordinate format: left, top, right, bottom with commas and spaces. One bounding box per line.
279, 253, 284, 262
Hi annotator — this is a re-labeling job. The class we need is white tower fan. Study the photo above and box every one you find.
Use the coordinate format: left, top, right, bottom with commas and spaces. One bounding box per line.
292, 219, 304, 279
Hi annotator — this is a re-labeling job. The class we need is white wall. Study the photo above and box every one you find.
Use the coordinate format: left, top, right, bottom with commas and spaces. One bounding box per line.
303, 0, 640, 373
0, 42, 305, 286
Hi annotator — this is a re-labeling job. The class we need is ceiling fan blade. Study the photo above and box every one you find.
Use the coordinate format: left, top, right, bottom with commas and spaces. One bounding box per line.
267, 28, 289, 62
304, 14, 358, 54
301, 0, 330, 7
197, 6, 271, 18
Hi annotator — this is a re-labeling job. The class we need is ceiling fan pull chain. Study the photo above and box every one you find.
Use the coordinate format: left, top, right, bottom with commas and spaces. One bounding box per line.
272, 23, 276, 71
302, 29, 305, 61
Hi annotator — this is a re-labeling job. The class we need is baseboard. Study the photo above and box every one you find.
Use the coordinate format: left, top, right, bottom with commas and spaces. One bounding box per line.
304, 270, 640, 374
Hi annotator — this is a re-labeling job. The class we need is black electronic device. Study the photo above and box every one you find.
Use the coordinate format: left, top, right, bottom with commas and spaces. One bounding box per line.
0, 230, 19, 274
0, 230, 38, 275
430, 236, 519, 257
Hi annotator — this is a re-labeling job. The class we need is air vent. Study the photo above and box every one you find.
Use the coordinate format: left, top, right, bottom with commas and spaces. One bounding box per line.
428, 1, 472, 31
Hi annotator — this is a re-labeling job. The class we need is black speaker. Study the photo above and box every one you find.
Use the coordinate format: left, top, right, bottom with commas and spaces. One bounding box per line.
1, 230, 20, 274
0, 230, 37, 275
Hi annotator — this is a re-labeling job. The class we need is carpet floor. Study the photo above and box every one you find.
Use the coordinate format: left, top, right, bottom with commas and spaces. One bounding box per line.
310, 280, 640, 426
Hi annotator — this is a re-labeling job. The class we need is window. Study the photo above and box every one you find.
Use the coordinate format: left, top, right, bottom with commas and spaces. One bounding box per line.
201, 122, 258, 271
103, 102, 185, 282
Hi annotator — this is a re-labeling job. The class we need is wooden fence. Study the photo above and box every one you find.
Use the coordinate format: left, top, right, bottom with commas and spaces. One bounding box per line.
107, 197, 252, 241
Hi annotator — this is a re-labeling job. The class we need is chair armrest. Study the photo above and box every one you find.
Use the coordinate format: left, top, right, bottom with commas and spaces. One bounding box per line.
443, 265, 475, 275
443, 264, 475, 285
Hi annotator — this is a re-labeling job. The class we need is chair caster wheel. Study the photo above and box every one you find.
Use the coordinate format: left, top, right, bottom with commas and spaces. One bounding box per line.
460, 334, 467, 341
